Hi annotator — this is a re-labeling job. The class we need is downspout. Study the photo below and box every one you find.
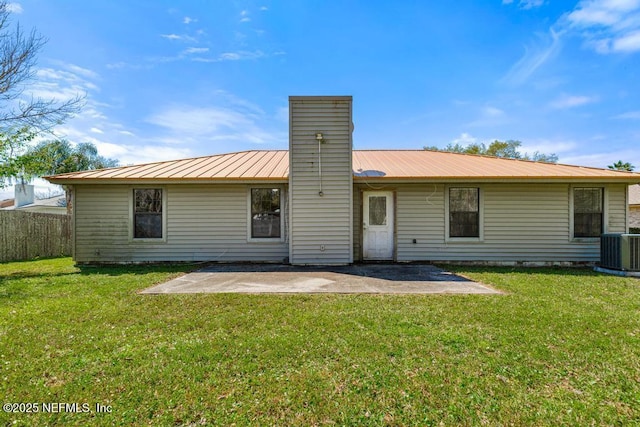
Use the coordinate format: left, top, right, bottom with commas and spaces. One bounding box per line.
316, 133, 324, 196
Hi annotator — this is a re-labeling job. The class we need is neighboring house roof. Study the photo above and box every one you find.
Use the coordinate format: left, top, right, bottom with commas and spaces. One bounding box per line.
46, 149, 640, 184
1, 194, 67, 214
630, 184, 640, 206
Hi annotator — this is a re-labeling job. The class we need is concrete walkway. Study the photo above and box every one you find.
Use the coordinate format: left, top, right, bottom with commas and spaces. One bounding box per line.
140, 264, 500, 295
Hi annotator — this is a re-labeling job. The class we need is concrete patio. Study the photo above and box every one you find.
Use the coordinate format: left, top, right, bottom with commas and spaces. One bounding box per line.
140, 264, 500, 294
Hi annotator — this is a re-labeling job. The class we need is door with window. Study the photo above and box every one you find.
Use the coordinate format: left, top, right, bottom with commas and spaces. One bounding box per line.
363, 191, 394, 260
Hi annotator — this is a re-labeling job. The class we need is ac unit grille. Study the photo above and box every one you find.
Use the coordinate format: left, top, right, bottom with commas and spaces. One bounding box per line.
600, 234, 640, 272
600, 234, 622, 270
629, 235, 640, 271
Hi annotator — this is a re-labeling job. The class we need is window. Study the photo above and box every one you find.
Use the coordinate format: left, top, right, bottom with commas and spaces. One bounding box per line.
133, 188, 163, 239
369, 196, 387, 225
573, 187, 603, 238
449, 187, 479, 238
250, 188, 281, 239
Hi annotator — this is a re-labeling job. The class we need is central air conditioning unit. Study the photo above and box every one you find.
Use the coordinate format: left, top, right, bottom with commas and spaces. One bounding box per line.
600, 234, 640, 271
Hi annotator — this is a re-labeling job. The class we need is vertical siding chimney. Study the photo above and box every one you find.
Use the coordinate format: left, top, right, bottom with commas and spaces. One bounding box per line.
288, 96, 353, 264
15, 184, 35, 208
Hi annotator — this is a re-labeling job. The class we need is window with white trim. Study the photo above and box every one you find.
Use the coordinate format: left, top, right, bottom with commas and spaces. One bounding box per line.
133, 188, 163, 239
449, 187, 480, 238
573, 187, 603, 238
250, 188, 281, 239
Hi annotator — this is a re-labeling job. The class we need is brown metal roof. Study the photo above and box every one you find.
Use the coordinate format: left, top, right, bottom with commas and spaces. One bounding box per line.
46, 150, 290, 182
45, 149, 640, 183
352, 150, 640, 180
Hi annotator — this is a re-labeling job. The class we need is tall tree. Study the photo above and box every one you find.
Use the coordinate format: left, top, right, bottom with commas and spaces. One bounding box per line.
21, 140, 118, 176
0, 1, 82, 132
607, 160, 635, 171
0, 126, 36, 187
14, 139, 119, 212
424, 140, 559, 163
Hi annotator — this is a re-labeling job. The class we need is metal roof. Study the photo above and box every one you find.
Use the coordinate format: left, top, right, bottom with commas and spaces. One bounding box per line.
45, 149, 640, 183
47, 151, 290, 182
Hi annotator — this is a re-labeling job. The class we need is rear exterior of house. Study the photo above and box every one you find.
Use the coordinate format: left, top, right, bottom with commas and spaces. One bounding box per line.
47, 96, 640, 265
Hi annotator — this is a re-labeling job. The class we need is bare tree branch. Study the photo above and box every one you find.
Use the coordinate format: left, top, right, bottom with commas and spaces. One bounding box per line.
0, 1, 83, 133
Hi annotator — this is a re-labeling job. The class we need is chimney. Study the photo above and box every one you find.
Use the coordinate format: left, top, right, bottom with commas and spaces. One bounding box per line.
288, 96, 354, 264
15, 184, 35, 208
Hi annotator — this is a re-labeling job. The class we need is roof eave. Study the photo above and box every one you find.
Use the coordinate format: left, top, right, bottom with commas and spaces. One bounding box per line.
45, 177, 289, 185
353, 176, 640, 184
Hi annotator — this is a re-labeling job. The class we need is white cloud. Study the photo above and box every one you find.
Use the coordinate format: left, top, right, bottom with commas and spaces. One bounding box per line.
468, 105, 508, 127
183, 47, 209, 55
183, 16, 196, 24
6, 3, 23, 13
568, 0, 640, 26
520, 0, 544, 9
520, 139, 577, 154
549, 94, 597, 109
145, 97, 285, 146
502, 0, 544, 9
483, 106, 505, 117
560, 148, 640, 168
54, 121, 195, 166
96, 141, 192, 165
612, 29, 640, 51
260, 6, 269, 11
146, 106, 256, 138
240, 10, 251, 22
60, 63, 100, 80
613, 110, 640, 119
90, 127, 103, 134
192, 50, 266, 63
502, 29, 561, 85
161, 33, 197, 43
451, 132, 478, 145
566, 0, 640, 54
214, 90, 265, 116
28, 65, 99, 120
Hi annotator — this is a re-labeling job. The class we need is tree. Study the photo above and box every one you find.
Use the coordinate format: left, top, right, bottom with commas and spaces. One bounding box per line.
0, 126, 36, 187
16, 139, 119, 212
424, 139, 558, 163
607, 160, 635, 171
21, 140, 119, 176
0, 1, 82, 132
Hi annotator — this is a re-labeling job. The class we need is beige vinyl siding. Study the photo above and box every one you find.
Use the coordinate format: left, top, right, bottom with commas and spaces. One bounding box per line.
74, 184, 288, 263
353, 187, 362, 261
395, 183, 628, 263
288, 97, 353, 264
607, 183, 627, 233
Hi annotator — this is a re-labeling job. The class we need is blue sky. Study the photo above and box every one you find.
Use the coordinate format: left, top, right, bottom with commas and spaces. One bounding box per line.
11, 0, 640, 170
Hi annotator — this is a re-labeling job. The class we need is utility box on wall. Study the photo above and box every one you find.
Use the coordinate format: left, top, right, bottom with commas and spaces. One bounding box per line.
288, 96, 354, 265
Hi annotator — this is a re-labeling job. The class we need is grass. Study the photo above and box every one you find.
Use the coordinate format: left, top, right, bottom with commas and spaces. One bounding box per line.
0, 258, 639, 426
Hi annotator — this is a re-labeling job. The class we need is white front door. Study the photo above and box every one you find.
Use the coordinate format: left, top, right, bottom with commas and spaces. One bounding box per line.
363, 191, 394, 260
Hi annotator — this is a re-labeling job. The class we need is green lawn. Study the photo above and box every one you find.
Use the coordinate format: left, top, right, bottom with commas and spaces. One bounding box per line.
0, 258, 639, 426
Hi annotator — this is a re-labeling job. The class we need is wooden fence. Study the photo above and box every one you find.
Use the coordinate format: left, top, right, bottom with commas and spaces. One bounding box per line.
0, 210, 72, 262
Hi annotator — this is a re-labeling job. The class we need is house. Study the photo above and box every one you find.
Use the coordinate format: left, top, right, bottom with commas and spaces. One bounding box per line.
630, 184, 640, 232
1, 184, 67, 215
46, 96, 640, 265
